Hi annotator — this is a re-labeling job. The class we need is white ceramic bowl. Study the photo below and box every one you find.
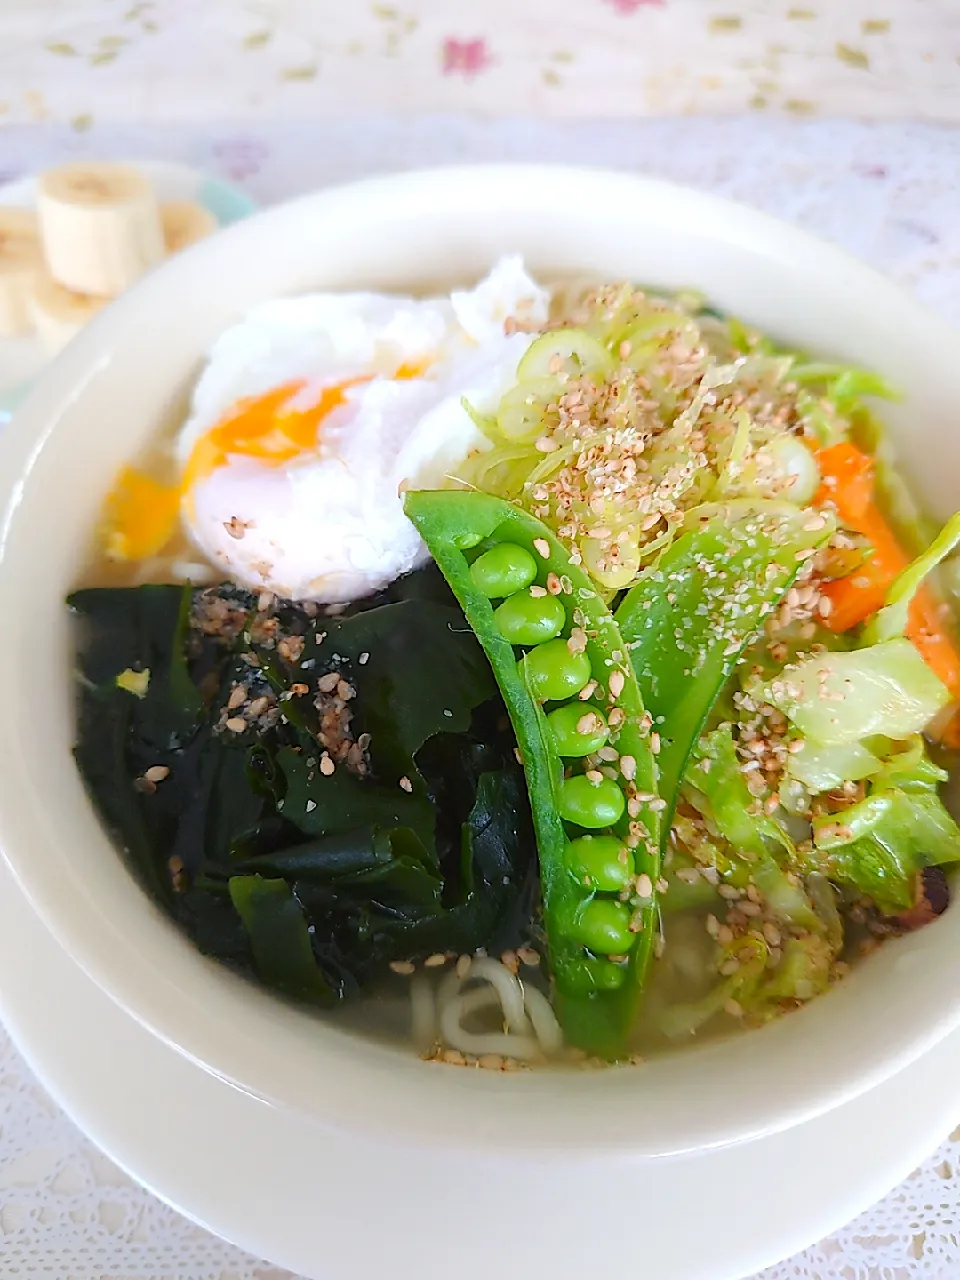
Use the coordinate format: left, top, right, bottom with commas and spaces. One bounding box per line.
1, 165, 959, 1160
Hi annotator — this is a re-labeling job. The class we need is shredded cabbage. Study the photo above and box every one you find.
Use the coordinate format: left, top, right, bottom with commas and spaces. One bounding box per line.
686, 727, 824, 935
813, 784, 960, 913
866, 509, 960, 644
769, 638, 950, 745
786, 739, 883, 793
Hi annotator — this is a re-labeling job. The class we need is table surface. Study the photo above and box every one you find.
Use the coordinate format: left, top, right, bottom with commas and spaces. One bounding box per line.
3, 4, 960, 1277
1, 0, 959, 124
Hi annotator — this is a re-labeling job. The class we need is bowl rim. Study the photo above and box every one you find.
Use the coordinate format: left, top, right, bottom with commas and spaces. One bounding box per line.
3, 162, 960, 1159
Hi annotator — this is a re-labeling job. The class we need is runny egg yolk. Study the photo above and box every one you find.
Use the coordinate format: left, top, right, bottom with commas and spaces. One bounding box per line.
102, 468, 181, 562
181, 377, 368, 493
101, 364, 427, 563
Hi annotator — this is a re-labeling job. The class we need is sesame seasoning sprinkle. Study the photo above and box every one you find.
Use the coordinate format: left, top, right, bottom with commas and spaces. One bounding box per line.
399, 776, 413, 792
567, 627, 588, 654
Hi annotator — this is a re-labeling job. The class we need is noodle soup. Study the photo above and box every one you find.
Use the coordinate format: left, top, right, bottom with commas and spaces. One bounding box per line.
69, 259, 960, 1069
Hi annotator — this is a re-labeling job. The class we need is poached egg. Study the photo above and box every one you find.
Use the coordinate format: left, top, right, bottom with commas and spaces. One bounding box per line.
103, 257, 548, 602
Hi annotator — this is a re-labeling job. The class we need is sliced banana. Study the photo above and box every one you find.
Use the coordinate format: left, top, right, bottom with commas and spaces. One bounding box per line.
37, 162, 164, 297
0, 208, 44, 336
162, 200, 218, 254
28, 272, 108, 353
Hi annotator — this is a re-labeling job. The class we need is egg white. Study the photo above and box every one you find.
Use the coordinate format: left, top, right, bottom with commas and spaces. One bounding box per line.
178, 257, 549, 602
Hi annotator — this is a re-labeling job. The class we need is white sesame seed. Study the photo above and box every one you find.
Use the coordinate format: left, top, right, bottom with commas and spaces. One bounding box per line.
533, 538, 550, 558
144, 765, 169, 784
423, 953, 446, 968
390, 960, 415, 975
399, 776, 413, 792
763, 922, 782, 947
567, 627, 588, 654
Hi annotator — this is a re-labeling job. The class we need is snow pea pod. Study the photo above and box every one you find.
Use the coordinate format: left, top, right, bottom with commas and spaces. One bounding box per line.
616, 502, 834, 835
404, 489, 660, 1058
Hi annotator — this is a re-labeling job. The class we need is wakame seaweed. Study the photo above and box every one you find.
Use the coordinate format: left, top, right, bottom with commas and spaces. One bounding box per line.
69, 565, 538, 1003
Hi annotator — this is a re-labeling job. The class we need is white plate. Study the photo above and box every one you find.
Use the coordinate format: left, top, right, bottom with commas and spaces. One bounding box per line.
0, 851, 958, 1280
0, 159, 256, 419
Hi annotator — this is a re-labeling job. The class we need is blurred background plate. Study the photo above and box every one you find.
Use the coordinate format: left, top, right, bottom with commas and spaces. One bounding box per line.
0, 159, 256, 423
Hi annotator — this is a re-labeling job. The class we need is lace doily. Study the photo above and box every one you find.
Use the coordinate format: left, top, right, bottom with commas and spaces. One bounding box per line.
0, 116, 959, 1278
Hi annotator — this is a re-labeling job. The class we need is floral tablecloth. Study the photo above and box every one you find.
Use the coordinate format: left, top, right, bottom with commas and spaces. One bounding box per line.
1, 0, 959, 127
3, 2, 960, 1276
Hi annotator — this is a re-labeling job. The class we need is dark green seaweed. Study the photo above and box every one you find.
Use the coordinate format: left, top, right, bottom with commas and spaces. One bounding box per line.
69, 567, 538, 1004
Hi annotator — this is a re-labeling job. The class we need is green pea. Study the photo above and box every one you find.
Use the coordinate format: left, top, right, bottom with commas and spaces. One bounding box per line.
523, 639, 591, 702
558, 775, 625, 828
565, 835, 633, 892
547, 703, 609, 757
575, 900, 635, 955
494, 590, 566, 645
584, 955, 628, 991
469, 543, 538, 598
